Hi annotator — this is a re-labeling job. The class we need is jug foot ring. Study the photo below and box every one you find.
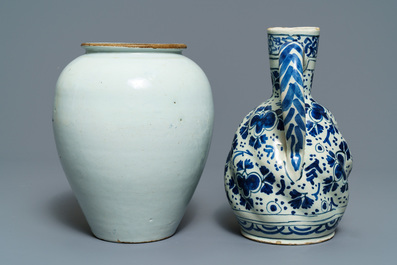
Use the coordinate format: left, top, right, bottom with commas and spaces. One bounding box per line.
240, 230, 335, 245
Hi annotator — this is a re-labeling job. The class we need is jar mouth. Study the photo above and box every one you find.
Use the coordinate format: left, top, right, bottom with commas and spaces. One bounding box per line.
81, 43, 187, 49
267, 27, 320, 35
81, 43, 187, 54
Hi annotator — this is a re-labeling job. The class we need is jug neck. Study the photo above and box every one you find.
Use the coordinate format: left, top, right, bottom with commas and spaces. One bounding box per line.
267, 27, 320, 98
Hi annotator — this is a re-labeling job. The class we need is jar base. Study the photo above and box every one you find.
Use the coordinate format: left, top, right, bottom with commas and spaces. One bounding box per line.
92, 231, 176, 244
240, 230, 335, 245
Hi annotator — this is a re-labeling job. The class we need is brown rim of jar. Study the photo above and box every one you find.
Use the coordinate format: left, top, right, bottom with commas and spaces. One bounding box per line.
81, 43, 187, 49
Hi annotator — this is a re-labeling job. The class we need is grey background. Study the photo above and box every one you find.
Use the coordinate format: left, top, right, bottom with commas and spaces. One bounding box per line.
1, 0, 396, 264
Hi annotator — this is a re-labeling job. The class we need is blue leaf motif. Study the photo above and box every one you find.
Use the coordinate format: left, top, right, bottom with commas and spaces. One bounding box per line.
249, 135, 268, 150
340, 183, 348, 193
263, 112, 277, 129
322, 184, 331, 194
279, 42, 306, 173
236, 160, 244, 172
239, 122, 249, 140
288, 189, 314, 209
227, 177, 239, 195
332, 182, 339, 192
307, 120, 324, 137
293, 98, 305, 116
295, 112, 306, 130
240, 197, 254, 210
237, 174, 260, 197
289, 196, 303, 209
250, 112, 277, 134
249, 136, 261, 150
261, 173, 275, 195
310, 102, 327, 121
339, 141, 351, 161
335, 164, 345, 181
284, 108, 295, 125
264, 172, 275, 184
258, 166, 275, 195
237, 159, 254, 172
244, 159, 254, 170
281, 85, 295, 109
290, 189, 302, 199
301, 196, 314, 209
259, 166, 269, 176
322, 176, 339, 194
326, 151, 336, 167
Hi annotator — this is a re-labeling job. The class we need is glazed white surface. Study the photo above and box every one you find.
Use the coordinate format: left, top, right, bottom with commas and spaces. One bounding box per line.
53, 48, 214, 242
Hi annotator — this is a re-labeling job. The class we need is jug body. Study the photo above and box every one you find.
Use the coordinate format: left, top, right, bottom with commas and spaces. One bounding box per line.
224, 28, 353, 245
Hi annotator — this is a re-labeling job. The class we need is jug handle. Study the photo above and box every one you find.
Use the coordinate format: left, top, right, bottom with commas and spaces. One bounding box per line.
279, 41, 306, 180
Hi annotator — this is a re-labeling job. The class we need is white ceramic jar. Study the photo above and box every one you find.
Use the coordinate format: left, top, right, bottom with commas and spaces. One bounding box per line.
53, 43, 214, 243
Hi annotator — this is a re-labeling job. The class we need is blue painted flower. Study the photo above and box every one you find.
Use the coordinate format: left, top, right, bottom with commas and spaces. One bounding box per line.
235, 160, 260, 198
340, 182, 348, 193
304, 37, 319, 58
325, 141, 351, 193
327, 142, 351, 182
239, 197, 255, 210
250, 111, 277, 134
249, 134, 268, 150
288, 189, 314, 209
327, 150, 345, 181
339, 141, 352, 161
322, 176, 339, 194
259, 166, 275, 195
237, 173, 261, 198
233, 161, 262, 210
268, 35, 283, 54
236, 159, 254, 172
227, 174, 239, 195
306, 120, 324, 137
309, 102, 327, 121
326, 151, 338, 167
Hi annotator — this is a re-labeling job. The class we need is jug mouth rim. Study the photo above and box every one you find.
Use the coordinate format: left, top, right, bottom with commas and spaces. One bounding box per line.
81, 43, 187, 49
267, 27, 320, 35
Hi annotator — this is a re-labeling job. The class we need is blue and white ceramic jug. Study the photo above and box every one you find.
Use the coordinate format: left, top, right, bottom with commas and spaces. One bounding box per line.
224, 27, 353, 245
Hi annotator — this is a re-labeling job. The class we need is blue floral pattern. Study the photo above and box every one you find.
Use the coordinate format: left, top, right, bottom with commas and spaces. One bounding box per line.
268, 34, 319, 58
224, 30, 353, 243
